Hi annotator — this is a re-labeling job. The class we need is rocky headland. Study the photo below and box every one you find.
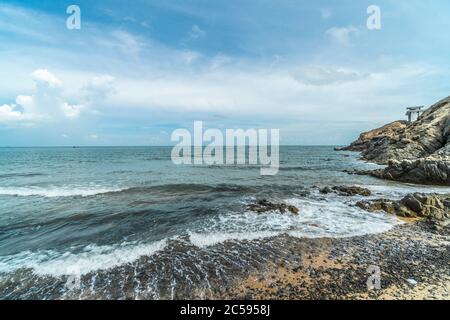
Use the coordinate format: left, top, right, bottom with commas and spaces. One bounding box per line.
339, 96, 450, 185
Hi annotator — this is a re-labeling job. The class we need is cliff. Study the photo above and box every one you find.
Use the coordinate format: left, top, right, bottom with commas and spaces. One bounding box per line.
342, 96, 450, 185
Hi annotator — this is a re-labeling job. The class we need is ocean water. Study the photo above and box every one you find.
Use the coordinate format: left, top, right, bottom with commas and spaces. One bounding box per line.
0, 146, 448, 299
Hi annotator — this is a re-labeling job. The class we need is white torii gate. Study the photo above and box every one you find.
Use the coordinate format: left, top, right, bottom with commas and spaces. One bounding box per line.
406, 106, 424, 123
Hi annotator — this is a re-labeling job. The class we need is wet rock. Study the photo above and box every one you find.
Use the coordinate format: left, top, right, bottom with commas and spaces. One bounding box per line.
356, 199, 416, 218
247, 199, 299, 215
400, 194, 423, 214
320, 186, 371, 197
356, 193, 450, 221
369, 157, 450, 186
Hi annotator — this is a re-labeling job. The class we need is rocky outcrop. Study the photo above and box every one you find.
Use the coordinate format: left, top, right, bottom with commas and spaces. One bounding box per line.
319, 186, 371, 197
356, 193, 450, 229
247, 199, 299, 215
342, 96, 450, 185
370, 158, 450, 185
338, 120, 408, 154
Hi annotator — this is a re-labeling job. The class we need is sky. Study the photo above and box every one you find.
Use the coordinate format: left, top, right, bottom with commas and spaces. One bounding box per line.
0, 0, 449, 146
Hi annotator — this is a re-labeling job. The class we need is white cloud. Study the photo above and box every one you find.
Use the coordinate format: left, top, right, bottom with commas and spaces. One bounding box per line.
0, 104, 27, 122
81, 75, 116, 104
0, 69, 115, 124
321, 8, 332, 20
15, 95, 34, 112
291, 66, 367, 86
180, 50, 202, 65
326, 26, 359, 46
61, 102, 84, 119
111, 30, 142, 57
188, 24, 206, 39
31, 69, 62, 88
103, 63, 437, 126
208, 54, 234, 70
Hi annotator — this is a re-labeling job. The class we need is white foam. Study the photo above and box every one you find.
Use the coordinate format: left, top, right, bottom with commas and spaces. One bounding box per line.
0, 239, 168, 276
366, 184, 450, 199
0, 198, 403, 276
0, 186, 126, 198
187, 197, 402, 247
188, 231, 279, 247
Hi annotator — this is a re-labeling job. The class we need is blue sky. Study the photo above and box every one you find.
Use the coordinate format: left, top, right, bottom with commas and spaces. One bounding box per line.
0, 0, 449, 146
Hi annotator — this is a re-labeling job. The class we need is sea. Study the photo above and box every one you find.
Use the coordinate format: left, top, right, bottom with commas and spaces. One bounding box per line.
0, 146, 448, 299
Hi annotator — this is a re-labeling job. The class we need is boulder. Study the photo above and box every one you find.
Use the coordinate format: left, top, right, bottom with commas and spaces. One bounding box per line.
356, 193, 450, 222
320, 186, 371, 197
369, 157, 450, 186
247, 199, 299, 215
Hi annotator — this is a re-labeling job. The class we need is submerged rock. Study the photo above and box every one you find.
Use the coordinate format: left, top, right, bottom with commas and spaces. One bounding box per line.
320, 186, 371, 197
247, 199, 299, 215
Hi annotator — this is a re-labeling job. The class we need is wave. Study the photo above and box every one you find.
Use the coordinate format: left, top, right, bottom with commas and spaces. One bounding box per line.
0, 239, 168, 276
188, 197, 402, 246
102, 183, 256, 196
187, 231, 284, 248
0, 186, 127, 198
0, 183, 256, 199
0, 173, 45, 179
278, 166, 315, 171
365, 184, 450, 199
0, 196, 402, 276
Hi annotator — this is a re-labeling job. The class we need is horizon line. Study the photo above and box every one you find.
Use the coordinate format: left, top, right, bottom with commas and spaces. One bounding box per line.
0, 144, 347, 148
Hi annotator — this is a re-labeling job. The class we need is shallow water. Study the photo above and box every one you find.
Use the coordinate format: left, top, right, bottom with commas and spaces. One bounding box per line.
0, 146, 447, 299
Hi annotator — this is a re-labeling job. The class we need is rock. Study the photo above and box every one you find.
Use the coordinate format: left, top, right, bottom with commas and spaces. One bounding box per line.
319, 187, 333, 194
356, 199, 416, 218
443, 199, 450, 208
247, 199, 299, 215
356, 193, 450, 221
369, 157, 450, 186
338, 120, 408, 155
288, 205, 299, 214
406, 279, 418, 286
340, 96, 450, 186
400, 194, 423, 214
320, 186, 371, 197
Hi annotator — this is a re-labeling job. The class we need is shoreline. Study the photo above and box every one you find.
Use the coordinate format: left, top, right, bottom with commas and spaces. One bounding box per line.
221, 221, 450, 300
1, 212, 448, 300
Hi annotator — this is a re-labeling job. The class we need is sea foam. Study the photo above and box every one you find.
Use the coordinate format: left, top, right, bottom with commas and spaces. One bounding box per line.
0, 239, 168, 276
0, 186, 126, 198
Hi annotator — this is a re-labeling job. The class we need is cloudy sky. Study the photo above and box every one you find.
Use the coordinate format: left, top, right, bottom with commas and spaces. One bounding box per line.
1, 0, 449, 146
